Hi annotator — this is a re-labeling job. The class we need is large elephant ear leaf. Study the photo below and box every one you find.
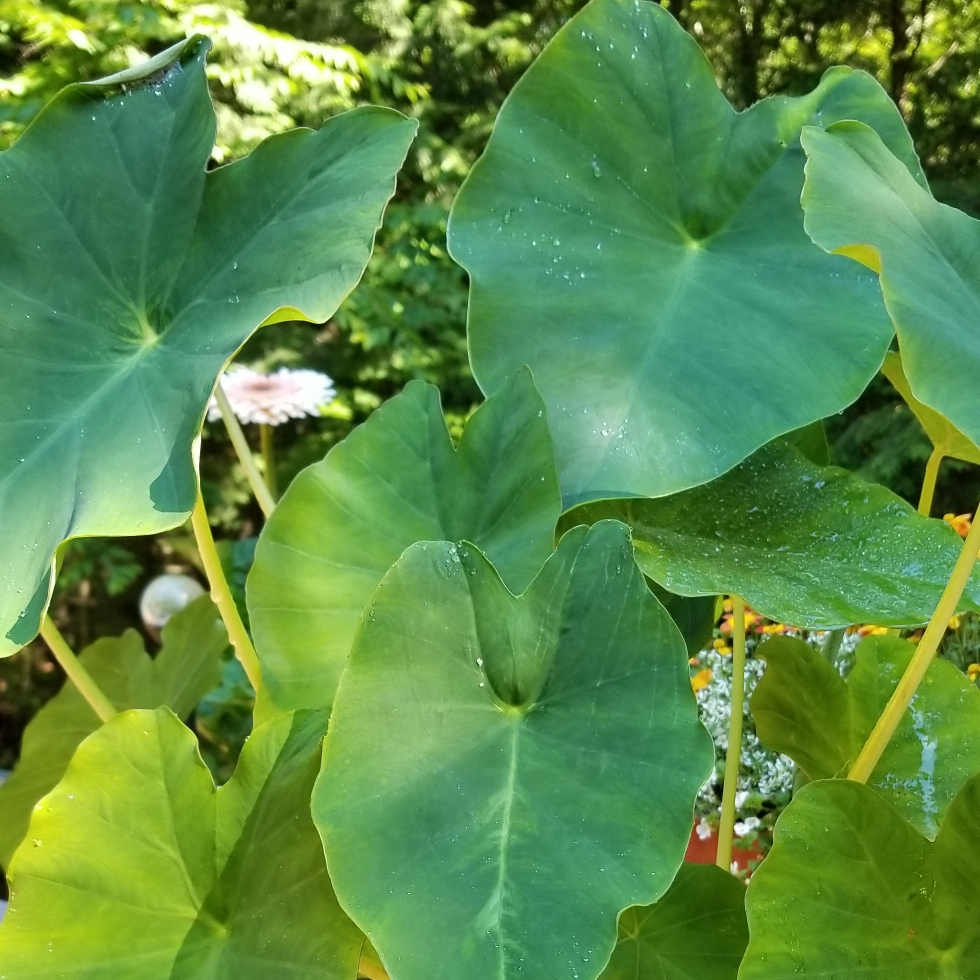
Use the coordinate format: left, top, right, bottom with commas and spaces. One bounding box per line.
740, 776, 980, 978
0, 706, 362, 978
600, 863, 747, 980
0, 38, 417, 657
751, 634, 980, 838
802, 120, 980, 453
448, 0, 918, 504
0, 594, 228, 869
562, 440, 980, 629
312, 521, 713, 980
247, 366, 561, 712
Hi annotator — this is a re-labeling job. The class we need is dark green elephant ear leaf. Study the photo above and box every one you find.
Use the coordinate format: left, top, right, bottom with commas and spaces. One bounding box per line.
752, 634, 980, 838
0, 706, 362, 978
247, 366, 561, 712
600, 863, 747, 980
0, 594, 227, 868
313, 521, 713, 980
448, 0, 917, 504
802, 120, 980, 455
562, 440, 980, 629
741, 776, 980, 978
0, 38, 417, 656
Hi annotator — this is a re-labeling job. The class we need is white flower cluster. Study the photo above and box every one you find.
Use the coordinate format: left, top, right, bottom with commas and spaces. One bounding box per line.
208, 365, 335, 426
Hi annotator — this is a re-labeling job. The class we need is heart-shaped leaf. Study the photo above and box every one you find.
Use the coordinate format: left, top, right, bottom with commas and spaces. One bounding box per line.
751, 634, 980, 837
801, 120, 980, 455
0, 706, 362, 978
0, 594, 227, 868
247, 367, 561, 712
599, 863, 747, 980
448, 0, 918, 504
740, 776, 980, 978
881, 352, 980, 465
561, 441, 980, 629
0, 38, 417, 656
313, 521, 713, 980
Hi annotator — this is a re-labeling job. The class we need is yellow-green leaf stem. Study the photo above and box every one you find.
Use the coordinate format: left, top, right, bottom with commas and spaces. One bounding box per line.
190, 488, 262, 690
717, 595, 746, 872
38, 618, 116, 724
215, 384, 275, 518
918, 446, 944, 517
260, 423, 278, 501
849, 503, 980, 784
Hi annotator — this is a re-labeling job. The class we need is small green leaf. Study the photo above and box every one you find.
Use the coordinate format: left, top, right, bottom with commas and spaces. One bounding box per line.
648, 582, 718, 657
449, 0, 918, 503
247, 367, 561, 712
313, 521, 713, 980
0, 594, 227, 867
561, 441, 980, 629
600, 863, 747, 980
801, 120, 980, 456
781, 420, 831, 467
881, 352, 980, 464
0, 707, 362, 978
741, 776, 980, 978
752, 634, 980, 837
0, 38, 417, 656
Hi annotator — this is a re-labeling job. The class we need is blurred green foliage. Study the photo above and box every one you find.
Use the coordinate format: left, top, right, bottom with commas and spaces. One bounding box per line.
3, 0, 980, 765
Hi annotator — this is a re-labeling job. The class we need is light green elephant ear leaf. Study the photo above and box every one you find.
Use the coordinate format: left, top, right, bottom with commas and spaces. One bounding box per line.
600, 863, 747, 980
247, 366, 562, 712
312, 521, 713, 980
448, 0, 919, 504
0, 706, 362, 978
0, 594, 228, 869
751, 633, 980, 838
740, 776, 980, 978
802, 120, 980, 454
561, 441, 980, 629
0, 37, 417, 656
881, 351, 980, 465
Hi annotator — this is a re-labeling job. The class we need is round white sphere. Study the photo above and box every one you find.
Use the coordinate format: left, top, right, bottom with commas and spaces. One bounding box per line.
140, 573, 205, 629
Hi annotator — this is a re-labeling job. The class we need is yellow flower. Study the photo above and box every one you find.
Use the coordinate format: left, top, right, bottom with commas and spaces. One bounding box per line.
712, 638, 733, 656
691, 668, 713, 692
948, 614, 962, 631
944, 513, 972, 538
968, 663, 980, 683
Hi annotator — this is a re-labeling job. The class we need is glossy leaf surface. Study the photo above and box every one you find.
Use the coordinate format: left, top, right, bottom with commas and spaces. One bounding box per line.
313, 521, 713, 980
600, 863, 747, 980
751, 634, 980, 838
881, 352, 980, 464
248, 367, 561, 711
801, 120, 980, 454
0, 38, 417, 656
0, 594, 227, 867
449, 0, 918, 503
561, 441, 980, 629
0, 707, 361, 978
741, 777, 980, 978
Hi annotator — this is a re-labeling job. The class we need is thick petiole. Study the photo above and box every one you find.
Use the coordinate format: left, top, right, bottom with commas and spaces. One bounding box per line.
716, 595, 746, 872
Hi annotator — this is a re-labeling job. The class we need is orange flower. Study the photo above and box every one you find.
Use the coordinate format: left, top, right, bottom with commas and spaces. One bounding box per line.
691, 668, 713, 692
858, 625, 889, 637
944, 513, 972, 538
